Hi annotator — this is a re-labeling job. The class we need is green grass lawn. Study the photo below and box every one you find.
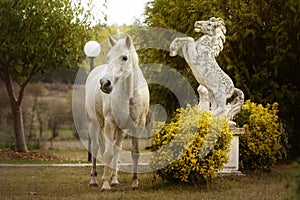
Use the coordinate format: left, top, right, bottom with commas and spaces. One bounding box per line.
0, 164, 296, 200
0, 148, 298, 199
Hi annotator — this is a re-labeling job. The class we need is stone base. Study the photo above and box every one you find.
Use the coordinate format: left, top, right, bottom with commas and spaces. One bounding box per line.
222, 127, 245, 172
217, 170, 244, 176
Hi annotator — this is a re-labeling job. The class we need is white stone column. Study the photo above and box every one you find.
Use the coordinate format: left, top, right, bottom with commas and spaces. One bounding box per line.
218, 127, 245, 174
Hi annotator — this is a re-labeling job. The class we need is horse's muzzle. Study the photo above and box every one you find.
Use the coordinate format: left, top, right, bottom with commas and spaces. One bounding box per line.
100, 78, 112, 94
194, 21, 203, 32
169, 51, 177, 57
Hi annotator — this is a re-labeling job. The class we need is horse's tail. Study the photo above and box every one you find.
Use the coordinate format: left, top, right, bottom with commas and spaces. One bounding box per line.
226, 88, 244, 120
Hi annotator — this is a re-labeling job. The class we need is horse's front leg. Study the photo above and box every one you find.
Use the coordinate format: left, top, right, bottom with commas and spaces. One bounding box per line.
131, 135, 140, 189
101, 123, 114, 191
169, 38, 180, 57
89, 120, 100, 187
170, 37, 195, 57
111, 130, 126, 186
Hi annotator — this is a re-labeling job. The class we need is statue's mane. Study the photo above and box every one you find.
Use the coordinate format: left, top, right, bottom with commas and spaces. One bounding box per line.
199, 17, 226, 57
212, 17, 226, 57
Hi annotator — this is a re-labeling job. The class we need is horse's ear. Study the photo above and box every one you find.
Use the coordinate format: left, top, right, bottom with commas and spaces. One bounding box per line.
125, 35, 132, 48
108, 35, 117, 47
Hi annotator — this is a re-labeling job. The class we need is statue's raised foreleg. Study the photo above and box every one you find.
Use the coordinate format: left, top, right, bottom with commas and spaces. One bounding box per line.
170, 37, 195, 57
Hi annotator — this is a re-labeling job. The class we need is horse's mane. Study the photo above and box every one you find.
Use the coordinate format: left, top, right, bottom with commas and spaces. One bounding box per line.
131, 48, 139, 68
200, 17, 226, 57
124, 38, 139, 68
213, 17, 226, 57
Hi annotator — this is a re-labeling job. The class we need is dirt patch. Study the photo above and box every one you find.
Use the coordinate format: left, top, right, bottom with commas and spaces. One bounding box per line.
0, 149, 59, 161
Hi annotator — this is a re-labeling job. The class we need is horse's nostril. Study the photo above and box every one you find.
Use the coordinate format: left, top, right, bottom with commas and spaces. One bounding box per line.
100, 79, 112, 93
105, 80, 111, 87
100, 79, 111, 88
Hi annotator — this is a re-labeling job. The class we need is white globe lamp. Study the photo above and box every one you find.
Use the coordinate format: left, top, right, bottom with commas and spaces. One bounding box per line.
84, 41, 101, 58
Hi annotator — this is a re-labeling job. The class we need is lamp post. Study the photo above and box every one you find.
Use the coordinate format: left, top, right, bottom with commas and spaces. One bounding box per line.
84, 41, 101, 162
84, 41, 101, 71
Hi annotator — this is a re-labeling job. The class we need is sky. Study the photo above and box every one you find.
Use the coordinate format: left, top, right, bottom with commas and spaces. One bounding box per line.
86, 0, 152, 25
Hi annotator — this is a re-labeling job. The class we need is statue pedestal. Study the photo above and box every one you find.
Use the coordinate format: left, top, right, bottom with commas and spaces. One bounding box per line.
218, 127, 245, 175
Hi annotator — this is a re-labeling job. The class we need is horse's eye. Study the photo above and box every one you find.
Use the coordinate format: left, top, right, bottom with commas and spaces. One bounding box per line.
122, 56, 128, 61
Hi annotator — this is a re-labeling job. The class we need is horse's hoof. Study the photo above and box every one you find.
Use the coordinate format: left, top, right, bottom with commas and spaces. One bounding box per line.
110, 179, 120, 187
132, 180, 140, 189
100, 188, 111, 192
229, 120, 236, 128
89, 183, 99, 187
132, 185, 139, 190
110, 183, 119, 187
101, 181, 111, 191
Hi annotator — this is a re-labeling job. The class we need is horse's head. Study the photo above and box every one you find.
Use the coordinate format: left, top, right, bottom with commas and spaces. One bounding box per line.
194, 17, 226, 37
100, 35, 138, 94
194, 17, 226, 56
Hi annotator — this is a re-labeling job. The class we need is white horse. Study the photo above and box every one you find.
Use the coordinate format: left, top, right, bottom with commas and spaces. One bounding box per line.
170, 17, 244, 122
85, 35, 149, 191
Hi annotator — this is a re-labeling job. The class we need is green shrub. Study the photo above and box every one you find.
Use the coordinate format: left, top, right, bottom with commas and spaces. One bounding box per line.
150, 105, 233, 185
235, 100, 281, 171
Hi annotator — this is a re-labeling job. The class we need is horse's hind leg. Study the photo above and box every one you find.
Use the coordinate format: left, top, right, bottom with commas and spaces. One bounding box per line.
212, 93, 227, 117
131, 135, 140, 189
197, 85, 210, 111
89, 120, 100, 187
111, 130, 125, 186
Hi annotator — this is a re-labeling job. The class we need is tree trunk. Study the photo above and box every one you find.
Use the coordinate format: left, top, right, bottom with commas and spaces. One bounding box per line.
28, 96, 37, 143
11, 103, 28, 152
2, 74, 28, 152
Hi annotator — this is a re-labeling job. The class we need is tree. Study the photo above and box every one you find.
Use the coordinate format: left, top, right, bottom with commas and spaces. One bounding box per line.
0, 0, 91, 152
144, 0, 300, 156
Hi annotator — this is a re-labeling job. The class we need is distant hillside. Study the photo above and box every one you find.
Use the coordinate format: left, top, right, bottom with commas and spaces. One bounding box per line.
32, 66, 86, 84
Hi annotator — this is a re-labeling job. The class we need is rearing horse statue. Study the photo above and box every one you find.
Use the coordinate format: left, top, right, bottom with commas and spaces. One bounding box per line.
170, 17, 244, 123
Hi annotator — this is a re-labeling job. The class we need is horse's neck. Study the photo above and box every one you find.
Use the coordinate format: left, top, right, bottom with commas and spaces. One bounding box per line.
114, 71, 133, 99
182, 37, 215, 85
115, 66, 143, 99
197, 35, 213, 48
198, 34, 223, 57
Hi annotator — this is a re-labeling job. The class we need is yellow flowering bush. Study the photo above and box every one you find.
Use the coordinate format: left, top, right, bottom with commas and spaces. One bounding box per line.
150, 105, 233, 184
235, 100, 281, 171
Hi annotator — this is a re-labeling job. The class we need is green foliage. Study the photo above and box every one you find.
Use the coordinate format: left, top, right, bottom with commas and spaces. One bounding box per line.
0, 0, 91, 83
0, 0, 96, 152
235, 100, 281, 171
150, 105, 233, 184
